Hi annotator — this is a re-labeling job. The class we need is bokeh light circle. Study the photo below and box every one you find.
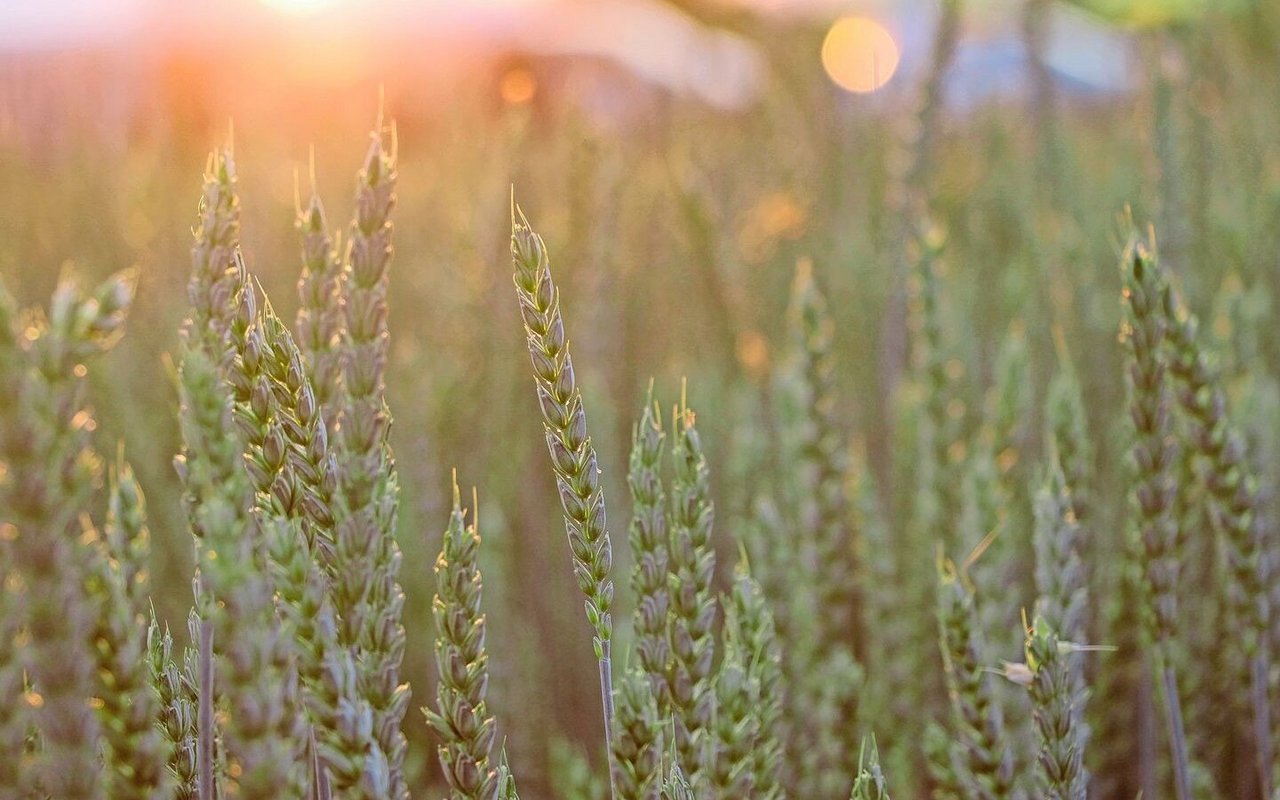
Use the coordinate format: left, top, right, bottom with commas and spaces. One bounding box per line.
821, 17, 900, 94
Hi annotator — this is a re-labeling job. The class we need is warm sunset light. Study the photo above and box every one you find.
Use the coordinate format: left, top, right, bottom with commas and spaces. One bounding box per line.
821, 16, 899, 94
259, 0, 344, 16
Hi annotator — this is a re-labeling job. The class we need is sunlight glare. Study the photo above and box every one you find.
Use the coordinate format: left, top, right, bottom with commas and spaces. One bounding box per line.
821, 16, 899, 94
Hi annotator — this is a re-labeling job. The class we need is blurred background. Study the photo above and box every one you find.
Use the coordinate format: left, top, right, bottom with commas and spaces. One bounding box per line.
3, 0, 1280, 795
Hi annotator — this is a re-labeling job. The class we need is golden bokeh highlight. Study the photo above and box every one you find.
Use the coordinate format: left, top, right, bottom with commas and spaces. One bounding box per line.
821, 17, 900, 94
500, 68, 538, 105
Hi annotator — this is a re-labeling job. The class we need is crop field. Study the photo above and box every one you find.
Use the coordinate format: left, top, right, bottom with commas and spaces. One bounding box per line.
3, 1, 1280, 798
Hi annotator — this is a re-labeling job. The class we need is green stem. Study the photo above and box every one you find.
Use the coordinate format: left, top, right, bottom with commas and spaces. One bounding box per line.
1158, 658, 1192, 800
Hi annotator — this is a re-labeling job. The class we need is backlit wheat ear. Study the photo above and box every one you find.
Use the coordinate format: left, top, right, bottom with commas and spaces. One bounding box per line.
1163, 278, 1273, 790
175, 343, 303, 799
510, 203, 618, 765
2, 268, 136, 799
936, 560, 1012, 800
88, 455, 171, 800
333, 125, 410, 799
423, 480, 515, 800
1021, 618, 1087, 800
626, 397, 671, 711
185, 144, 242, 359
666, 400, 717, 793
242, 300, 388, 797
725, 557, 784, 800
177, 147, 303, 799
148, 614, 198, 800
1119, 233, 1192, 800
611, 667, 664, 800
295, 182, 346, 443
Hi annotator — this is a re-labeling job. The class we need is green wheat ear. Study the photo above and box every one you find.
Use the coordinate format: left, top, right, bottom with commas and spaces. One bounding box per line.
936, 559, 1012, 800
332, 122, 409, 800
89, 454, 171, 800
1162, 274, 1273, 790
1021, 618, 1087, 800
1119, 232, 1192, 800
423, 478, 516, 800
148, 613, 198, 800
511, 202, 617, 761
626, 396, 671, 712
2, 268, 137, 799
611, 667, 664, 800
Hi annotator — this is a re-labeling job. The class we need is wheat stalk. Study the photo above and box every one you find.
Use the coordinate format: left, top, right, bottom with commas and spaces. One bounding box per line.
87, 455, 170, 799
2, 269, 135, 798
295, 182, 346, 444
1119, 233, 1192, 800
423, 480, 516, 800
1162, 279, 1273, 792
1020, 618, 1087, 800
666, 401, 717, 792
626, 398, 672, 710
612, 667, 664, 800
936, 560, 1012, 800
331, 127, 410, 798
725, 558, 784, 800
510, 203, 617, 773
148, 615, 199, 800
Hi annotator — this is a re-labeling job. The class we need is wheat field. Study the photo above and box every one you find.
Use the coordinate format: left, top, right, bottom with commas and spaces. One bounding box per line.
3, 1, 1280, 798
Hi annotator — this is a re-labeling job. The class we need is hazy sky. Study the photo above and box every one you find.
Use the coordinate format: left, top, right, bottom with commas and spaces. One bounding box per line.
0, 0, 906, 50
